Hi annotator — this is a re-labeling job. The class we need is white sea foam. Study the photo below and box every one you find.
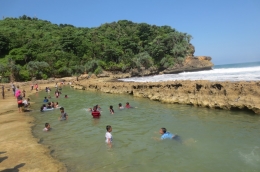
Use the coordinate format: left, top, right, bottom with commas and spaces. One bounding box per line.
239, 147, 260, 166
120, 65, 260, 82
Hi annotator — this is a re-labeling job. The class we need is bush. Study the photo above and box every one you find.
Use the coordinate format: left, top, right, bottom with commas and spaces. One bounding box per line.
41, 73, 48, 80
94, 66, 103, 75
19, 69, 30, 81
0, 77, 9, 83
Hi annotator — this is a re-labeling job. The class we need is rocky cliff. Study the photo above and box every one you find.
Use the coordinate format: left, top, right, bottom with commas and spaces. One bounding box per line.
94, 56, 214, 79
74, 80, 260, 114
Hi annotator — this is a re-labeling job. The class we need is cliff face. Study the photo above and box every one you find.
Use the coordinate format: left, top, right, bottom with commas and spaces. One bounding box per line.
74, 80, 260, 114
98, 56, 214, 79
162, 56, 213, 74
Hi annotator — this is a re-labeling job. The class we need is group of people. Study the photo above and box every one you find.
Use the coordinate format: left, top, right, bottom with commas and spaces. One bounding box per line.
13, 84, 31, 113
42, 83, 69, 131
40, 100, 59, 112
31, 83, 39, 91
88, 102, 134, 118
39, 83, 179, 147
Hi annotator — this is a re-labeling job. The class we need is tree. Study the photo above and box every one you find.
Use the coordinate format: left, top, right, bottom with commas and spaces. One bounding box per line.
27, 61, 49, 79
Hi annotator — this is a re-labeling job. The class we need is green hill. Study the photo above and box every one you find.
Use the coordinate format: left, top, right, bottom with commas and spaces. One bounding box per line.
0, 15, 193, 82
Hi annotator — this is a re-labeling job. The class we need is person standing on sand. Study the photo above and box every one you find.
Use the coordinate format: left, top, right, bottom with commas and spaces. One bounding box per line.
11, 83, 15, 96
2, 85, 4, 99
17, 95, 23, 113
31, 83, 34, 91
22, 89, 26, 98
35, 84, 38, 92
15, 86, 21, 98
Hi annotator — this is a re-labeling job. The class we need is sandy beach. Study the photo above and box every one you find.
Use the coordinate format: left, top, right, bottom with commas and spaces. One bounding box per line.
0, 83, 67, 172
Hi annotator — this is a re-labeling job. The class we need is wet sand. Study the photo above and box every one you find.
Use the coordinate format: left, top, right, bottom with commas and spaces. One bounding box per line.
0, 83, 66, 172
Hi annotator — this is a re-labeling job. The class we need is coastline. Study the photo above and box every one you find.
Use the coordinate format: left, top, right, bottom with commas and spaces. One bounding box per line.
74, 79, 260, 114
0, 76, 259, 171
0, 82, 68, 172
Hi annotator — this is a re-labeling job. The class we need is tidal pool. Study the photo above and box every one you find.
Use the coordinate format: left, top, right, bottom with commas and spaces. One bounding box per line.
30, 86, 260, 172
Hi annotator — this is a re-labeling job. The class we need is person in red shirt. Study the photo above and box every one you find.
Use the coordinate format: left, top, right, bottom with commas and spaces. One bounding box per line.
125, 102, 131, 108
91, 107, 101, 118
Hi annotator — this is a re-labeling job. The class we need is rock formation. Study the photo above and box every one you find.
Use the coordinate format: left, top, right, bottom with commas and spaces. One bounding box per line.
76, 80, 260, 114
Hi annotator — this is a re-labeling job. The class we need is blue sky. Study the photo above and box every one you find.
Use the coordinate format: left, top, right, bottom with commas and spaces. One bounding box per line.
1, 0, 260, 65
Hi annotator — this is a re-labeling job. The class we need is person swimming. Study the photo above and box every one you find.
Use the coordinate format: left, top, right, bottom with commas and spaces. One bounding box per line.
92, 107, 101, 118
43, 97, 49, 103
59, 107, 68, 120
43, 123, 51, 131
40, 104, 47, 112
118, 103, 124, 109
159, 127, 181, 142
109, 105, 114, 114
46, 102, 52, 109
125, 102, 132, 108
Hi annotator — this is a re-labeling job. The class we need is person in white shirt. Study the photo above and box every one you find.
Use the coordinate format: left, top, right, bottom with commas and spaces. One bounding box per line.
22, 98, 30, 108
43, 123, 51, 131
105, 125, 113, 147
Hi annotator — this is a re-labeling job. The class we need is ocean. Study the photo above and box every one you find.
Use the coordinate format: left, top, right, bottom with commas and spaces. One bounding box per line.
120, 61, 260, 82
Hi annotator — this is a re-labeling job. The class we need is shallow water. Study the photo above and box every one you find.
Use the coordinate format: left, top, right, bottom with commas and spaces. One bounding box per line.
30, 87, 260, 172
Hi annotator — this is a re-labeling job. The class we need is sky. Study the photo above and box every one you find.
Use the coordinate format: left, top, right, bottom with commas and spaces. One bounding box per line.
1, 0, 260, 65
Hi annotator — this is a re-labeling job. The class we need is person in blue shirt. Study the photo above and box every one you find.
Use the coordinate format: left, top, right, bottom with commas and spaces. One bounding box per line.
43, 97, 49, 103
159, 128, 181, 142
160, 128, 175, 139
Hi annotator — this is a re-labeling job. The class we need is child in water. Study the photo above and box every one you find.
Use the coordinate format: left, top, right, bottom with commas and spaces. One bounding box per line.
65, 95, 68, 98
40, 104, 47, 112
118, 103, 124, 109
43, 97, 49, 103
125, 102, 131, 108
109, 105, 114, 114
43, 123, 51, 131
46, 102, 52, 109
159, 127, 181, 142
105, 125, 113, 148
92, 107, 101, 118
59, 107, 68, 120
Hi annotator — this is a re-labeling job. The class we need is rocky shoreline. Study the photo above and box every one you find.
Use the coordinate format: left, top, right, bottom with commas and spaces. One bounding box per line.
73, 79, 260, 114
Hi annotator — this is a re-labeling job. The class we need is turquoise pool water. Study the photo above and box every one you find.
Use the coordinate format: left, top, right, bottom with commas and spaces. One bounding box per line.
30, 86, 260, 172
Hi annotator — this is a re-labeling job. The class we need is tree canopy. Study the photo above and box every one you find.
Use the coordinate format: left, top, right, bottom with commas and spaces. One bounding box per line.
0, 15, 193, 82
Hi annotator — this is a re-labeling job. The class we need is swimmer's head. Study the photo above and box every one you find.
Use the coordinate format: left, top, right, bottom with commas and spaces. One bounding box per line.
118, 103, 122, 107
110, 105, 113, 109
106, 125, 112, 132
126, 102, 129, 105
60, 107, 64, 112
45, 123, 50, 128
160, 128, 167, 134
